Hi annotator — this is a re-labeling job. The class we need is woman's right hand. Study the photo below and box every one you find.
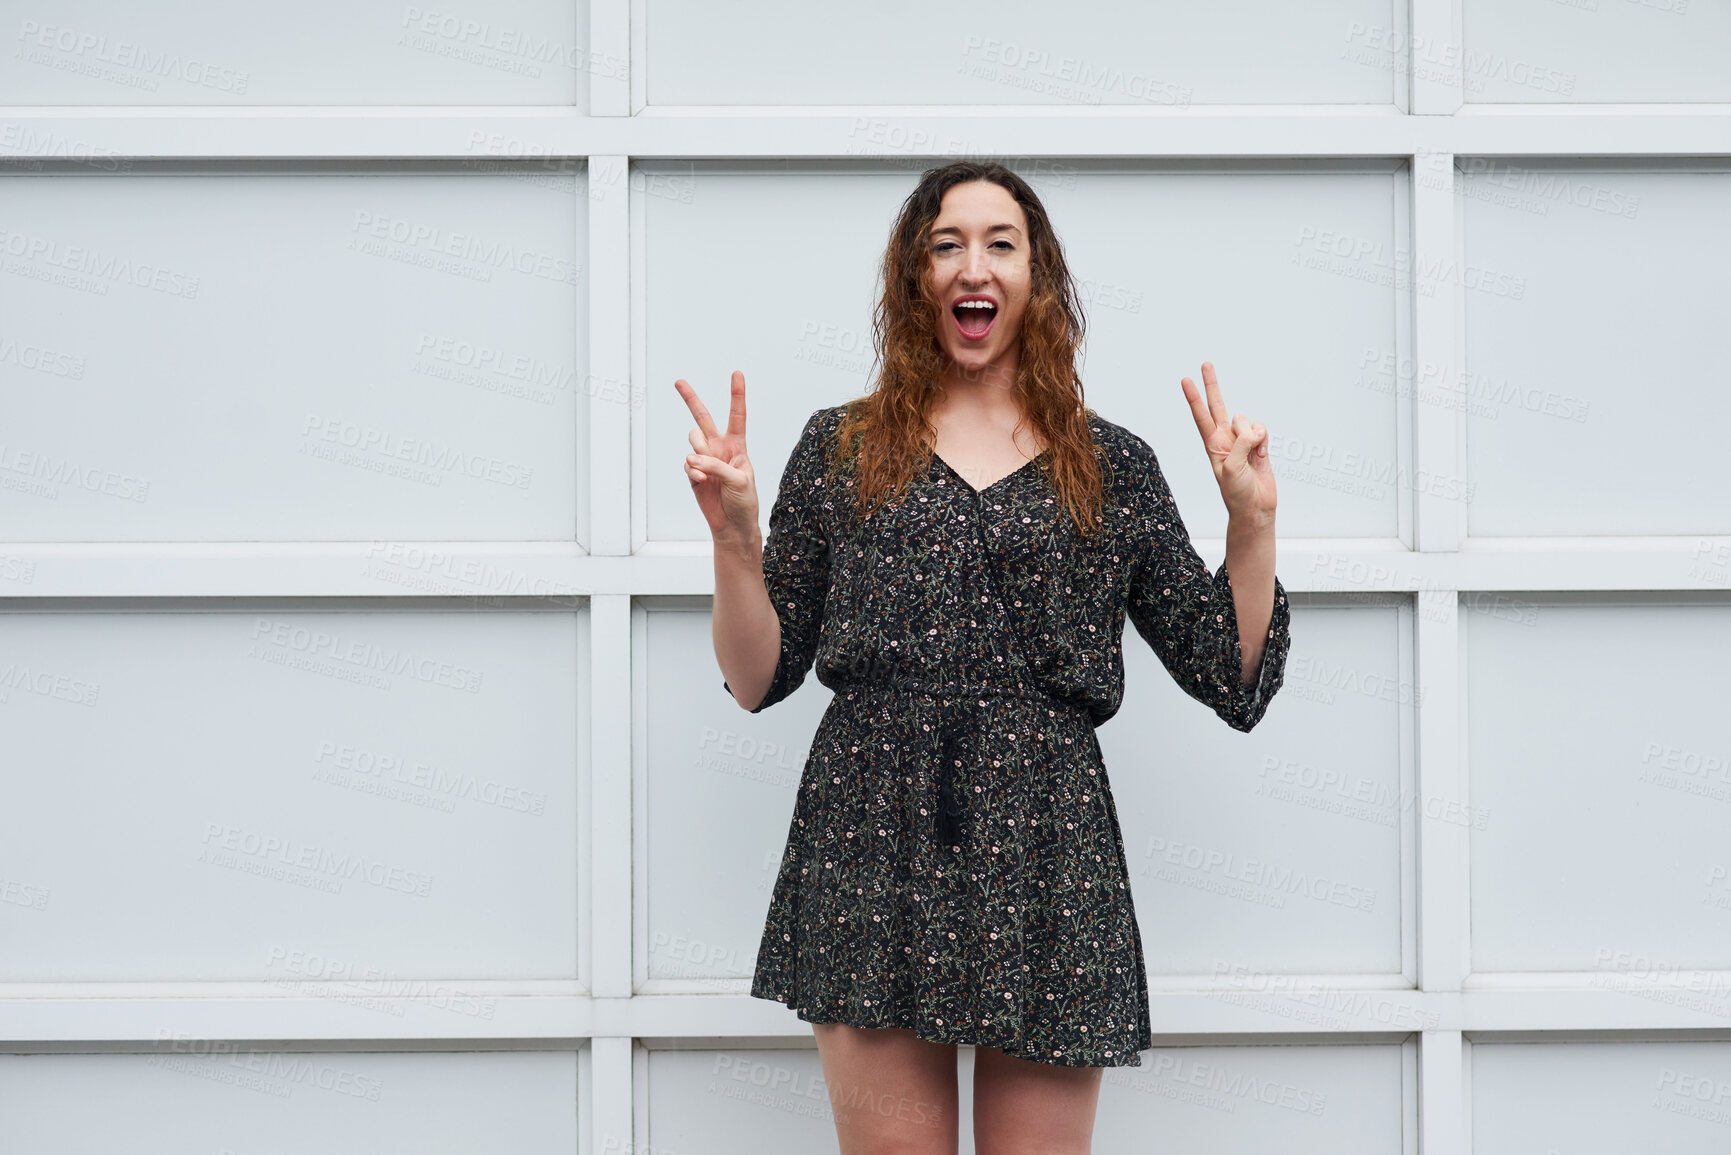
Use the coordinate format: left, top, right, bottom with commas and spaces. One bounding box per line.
674, 370, 761, 547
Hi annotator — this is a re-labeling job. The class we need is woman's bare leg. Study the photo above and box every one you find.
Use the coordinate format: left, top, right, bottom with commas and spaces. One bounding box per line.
971, 1043, 1104, 1155
811, 1022, 959, 1155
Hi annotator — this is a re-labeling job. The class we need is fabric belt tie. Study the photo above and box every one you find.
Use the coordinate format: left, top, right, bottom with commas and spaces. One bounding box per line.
831, 675, 1088, 852
934, 693, 973, 849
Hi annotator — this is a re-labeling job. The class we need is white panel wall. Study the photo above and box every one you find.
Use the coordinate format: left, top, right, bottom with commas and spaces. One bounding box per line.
0, 164, 586, 542
1461, 163, 1731, 537
0, 1050, 583, 1153
1, 606, 581, 981
643, 0, 1405, 106
1096, 1043, 1406, 1150
1472, 1042, 1731, 1154
1467, 598, 1731, 972
1462, 0, 1731, 104
5, 0, 1730, 1151
644, 1047, 841, 1152
3, 1, 592, 106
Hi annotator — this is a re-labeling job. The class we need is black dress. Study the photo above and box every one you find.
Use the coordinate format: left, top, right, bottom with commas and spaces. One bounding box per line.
723, 403, 1292, 1067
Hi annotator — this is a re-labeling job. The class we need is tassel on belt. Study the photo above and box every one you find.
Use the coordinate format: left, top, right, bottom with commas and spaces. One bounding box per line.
934, 692, 973, 850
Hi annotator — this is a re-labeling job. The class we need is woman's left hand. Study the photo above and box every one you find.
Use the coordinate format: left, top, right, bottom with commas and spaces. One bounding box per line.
1181, 361, 1277, 526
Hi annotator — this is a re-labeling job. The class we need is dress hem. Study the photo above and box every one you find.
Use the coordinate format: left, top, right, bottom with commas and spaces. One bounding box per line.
748, 985, 1151, 1070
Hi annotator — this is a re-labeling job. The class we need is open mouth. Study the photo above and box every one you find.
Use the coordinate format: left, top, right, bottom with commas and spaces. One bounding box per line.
951, 298, 998, 340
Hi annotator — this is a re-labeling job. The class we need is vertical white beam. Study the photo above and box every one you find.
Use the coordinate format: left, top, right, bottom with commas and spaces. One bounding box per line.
629, 0, 649, 114
1410, 150, 1467, 554
1410, 142, 1471, 1008
587, 93, 635, 1103
589, 154, 634, 556
586, 151, 636, 1155
1419, 1030, 1467, 1155
1392, 169, 1417, 549
1409, 0, 1465, 115
590, 1035, 636, 1155
590, 0, 632, 117
628, 166, 651, 553
1415, 589, 1469, 992
590, 593, 635, 1000
588, 593, 634, 1148
1402, 1039, 1421, 1155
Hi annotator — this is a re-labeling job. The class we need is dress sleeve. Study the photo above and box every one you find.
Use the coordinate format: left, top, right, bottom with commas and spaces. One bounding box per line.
722, 407, 834, 713
1124, 439, 1291, 733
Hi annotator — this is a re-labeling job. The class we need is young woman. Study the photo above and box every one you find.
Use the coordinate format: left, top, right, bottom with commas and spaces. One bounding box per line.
675, 160, 1291, 1154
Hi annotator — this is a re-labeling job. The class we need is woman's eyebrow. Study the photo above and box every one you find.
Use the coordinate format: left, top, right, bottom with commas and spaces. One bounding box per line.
930, 224, 1023, 238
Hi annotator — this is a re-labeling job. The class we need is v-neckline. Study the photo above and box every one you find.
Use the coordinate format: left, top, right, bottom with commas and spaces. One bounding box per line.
932, 448, 1051, 496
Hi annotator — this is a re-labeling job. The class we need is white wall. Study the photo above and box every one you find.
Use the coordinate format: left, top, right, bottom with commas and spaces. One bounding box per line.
4, 1, 1730, 1152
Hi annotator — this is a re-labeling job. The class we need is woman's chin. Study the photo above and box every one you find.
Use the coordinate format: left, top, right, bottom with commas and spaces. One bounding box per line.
940, 342, 1002, 373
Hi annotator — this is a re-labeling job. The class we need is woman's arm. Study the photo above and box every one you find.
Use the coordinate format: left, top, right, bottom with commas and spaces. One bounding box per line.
677, 375, 831, 713
712, 524, 781, 712
1124, 443, 1291, 732
1224, 511, 1278, 687
713, 408, 834, 713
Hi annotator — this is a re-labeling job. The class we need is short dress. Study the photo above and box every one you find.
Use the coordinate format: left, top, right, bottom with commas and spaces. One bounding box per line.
722, 403, 1293, 1068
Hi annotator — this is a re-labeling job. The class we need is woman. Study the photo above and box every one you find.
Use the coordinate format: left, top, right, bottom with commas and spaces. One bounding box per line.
675, 161, 1290, 1154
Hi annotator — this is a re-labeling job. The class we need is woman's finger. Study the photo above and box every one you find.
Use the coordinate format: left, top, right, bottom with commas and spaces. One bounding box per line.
674, 378, 724, 442
687, 452, 747, 488
1223, 414, 1257, 473
725, 370, 749, 441
1201, 363, 1230, 432
1181, 376, 1216, 443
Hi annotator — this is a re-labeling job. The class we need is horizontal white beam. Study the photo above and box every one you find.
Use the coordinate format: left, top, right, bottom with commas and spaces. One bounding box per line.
5, 981, 1731, 1044
1, 539, 1728, 599
4, 107, 1731, 160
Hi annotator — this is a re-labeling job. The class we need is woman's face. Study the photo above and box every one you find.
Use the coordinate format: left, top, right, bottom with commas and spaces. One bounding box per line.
925, 180, 1032, 383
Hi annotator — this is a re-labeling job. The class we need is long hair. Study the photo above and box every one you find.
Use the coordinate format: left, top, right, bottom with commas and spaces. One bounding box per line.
826, 161, 1107, 539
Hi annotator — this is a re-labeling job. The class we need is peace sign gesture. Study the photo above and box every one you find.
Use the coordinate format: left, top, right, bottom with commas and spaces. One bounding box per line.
674, 370, 761, 545
1181, 362, 1277, 526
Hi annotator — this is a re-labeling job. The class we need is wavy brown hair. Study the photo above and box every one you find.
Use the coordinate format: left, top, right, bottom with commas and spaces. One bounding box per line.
825, 161, 1108, 539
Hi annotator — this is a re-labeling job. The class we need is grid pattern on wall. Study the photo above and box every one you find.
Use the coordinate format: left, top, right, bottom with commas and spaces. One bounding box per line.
4, 0, 1731, 1151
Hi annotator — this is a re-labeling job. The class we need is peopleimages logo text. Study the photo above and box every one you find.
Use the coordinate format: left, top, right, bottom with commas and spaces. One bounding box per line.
301, 415, 533, 490
201, 822, 434, 897
15, 20, 252, 93
249, 617, 484, 693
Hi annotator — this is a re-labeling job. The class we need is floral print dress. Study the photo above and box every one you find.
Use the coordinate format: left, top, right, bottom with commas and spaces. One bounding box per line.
723, 403, 1292, 1068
